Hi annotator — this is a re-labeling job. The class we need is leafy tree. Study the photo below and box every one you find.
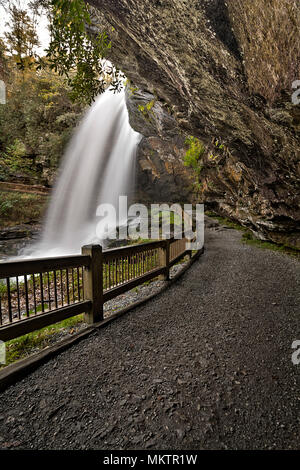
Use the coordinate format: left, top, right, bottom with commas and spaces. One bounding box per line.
4, 2, 40, 70
0, 52, 83, 184
36, 0, 123, 104
0, 38, 8, 79
0, 0, 123, 187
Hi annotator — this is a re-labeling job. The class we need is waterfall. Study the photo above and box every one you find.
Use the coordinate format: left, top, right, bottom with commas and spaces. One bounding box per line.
27, 88, 141, 257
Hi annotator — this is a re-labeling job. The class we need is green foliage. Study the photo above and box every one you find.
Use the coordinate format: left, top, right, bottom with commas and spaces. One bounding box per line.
0, 198, 14, 216
138, 100, 155, 120
1, 314, 84, 369
241, 232, 300, 258
214, 139, 224, 150
184, 136, 205, 195
0, 191, 48, 226
0, 0, 122, 189
0, 137, 34, 181
193, 182, 203, 193
0, 62, 83, 183
127, 84, 139, 97
206, 211, 300, 258
208, 138, 228, 161
44, 0, 123, 104
1, 139, 27, 173
4, 3, 40, 70
205, 212, 244, 231
0, 37, 8, 79
184, 136, 205, 175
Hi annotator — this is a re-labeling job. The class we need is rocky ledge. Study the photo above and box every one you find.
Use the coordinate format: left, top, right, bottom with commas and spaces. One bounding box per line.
89, 0, 300, 249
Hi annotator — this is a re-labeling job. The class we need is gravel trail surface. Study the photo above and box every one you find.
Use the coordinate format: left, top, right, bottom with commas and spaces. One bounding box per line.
0, 224, 299, 450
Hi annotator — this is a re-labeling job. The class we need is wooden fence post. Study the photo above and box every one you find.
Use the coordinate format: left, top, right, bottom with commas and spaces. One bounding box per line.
159, 239, 170, 281
188, 237, 193, 259
165, 239, 170, 281
158, 246, 164, 281
81, 245, 103, 324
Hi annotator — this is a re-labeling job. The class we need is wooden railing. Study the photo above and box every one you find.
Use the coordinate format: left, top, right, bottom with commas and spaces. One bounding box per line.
0, 235, 202, 341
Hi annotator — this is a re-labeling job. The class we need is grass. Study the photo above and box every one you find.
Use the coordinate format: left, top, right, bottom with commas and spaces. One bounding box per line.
0, 190, 48, 227
241, 231, 300, 259
127, 237, 153, 245
205, 211, 245, 231
0, 314, 84, 369
205, 211, 300, 259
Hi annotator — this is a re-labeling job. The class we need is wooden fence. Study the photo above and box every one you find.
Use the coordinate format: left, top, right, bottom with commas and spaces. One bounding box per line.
0, 236, 202, 342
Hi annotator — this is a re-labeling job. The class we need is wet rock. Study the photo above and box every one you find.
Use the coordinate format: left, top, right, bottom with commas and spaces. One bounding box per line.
0, 225, 33, 240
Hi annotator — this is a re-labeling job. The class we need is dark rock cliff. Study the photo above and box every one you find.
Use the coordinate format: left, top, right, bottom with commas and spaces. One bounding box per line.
125, 87, 195, 204
88, 0, 300, 248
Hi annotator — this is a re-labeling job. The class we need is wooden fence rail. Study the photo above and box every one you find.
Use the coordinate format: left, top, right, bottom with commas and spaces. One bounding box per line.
0, 236, 201, 341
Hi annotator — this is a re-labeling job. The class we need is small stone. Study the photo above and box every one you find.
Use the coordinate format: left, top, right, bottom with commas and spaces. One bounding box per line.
176, 429, 186, 440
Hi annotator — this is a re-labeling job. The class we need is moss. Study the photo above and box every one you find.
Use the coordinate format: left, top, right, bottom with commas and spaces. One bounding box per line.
205, 211, 244, 231
0, 315, 84, 369
241, 232, 300, 259
206, 211, 300, 259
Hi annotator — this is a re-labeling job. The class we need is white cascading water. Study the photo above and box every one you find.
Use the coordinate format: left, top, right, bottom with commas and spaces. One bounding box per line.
26, 88, 141, 257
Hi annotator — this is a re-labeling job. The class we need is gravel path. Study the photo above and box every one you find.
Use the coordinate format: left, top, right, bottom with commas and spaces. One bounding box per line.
0, 224, 299, 450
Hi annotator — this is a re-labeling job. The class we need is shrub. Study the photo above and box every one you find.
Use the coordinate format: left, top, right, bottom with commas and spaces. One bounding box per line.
184, 136, 205, 174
